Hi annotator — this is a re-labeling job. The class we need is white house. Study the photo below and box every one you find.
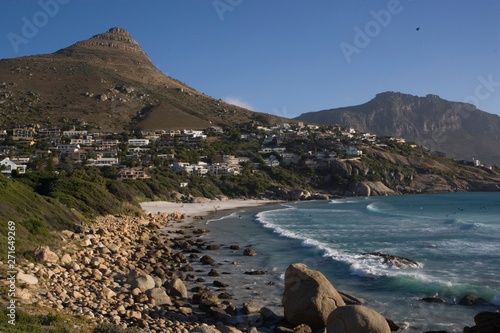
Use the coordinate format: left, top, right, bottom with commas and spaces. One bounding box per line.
264, 155, 280, 167
63, 130, 88, 138
128, 139, 150, 147
0, 158, 26, 176
86, 158, 119, 167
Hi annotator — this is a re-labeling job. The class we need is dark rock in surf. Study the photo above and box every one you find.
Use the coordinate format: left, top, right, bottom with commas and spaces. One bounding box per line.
361, 252, 419, 268
421, 297, 446, 304
244, 270, 268, 275
463, 311, 500, 333
459, 295, 491, 306
243, 248, 257, 256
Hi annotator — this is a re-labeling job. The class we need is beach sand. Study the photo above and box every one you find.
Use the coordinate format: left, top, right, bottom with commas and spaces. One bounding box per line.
141, 199, 278, 219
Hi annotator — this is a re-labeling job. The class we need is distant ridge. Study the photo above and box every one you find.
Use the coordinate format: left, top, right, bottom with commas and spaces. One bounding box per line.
0, 27, 286, 132
296, 92, 500, 165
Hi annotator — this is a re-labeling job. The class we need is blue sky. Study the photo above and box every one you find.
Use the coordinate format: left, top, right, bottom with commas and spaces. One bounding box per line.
1, 0, 499, 118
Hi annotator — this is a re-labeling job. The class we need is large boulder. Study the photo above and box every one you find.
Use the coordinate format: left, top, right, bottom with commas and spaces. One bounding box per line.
128, 269, 155, 292
464, 311, 500, 333
146, 287, 172, 306
282, 263, 345, 330
167, 277, 188, 299
33, 246, 59, 263
326, 305, 390, 333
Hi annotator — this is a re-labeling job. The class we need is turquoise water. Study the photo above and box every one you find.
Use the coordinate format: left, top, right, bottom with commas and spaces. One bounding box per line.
202, 193, 500, 332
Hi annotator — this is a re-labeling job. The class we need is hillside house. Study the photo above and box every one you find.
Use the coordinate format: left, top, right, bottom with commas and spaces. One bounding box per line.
209, 163, 240, 176
206, 126, 224, 134
38, 128, 61, 138
86, 158, 118, 167
264, 155, 280, 167
128, 139, 150, 147
117, 167, 149, 180
0, 158, 26, 176
63, 130, 88, 138
12, 127, 36, 140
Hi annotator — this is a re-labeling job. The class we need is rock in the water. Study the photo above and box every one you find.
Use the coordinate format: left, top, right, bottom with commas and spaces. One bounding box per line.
326, 305, 391, 333
421, 297, 446, 304
361, 252, 419, 268
282, 263, 345, 330
33, 246, 59, 263
167, 277, 188, 299
243, 248, 257, 256
213, 280, 228, 288
464, 311, 500, 333
201, 255, 215, 265
459, 295, 491, 306
146, 287, 172, 306
242, 301, 262, 314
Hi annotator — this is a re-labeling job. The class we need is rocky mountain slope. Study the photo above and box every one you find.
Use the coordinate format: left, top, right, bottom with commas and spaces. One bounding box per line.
0, 27, 285, 132
295, 92, 500, 165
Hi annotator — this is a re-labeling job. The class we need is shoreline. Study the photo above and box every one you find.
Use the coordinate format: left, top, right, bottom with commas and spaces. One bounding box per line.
12, 195, 499, 332
140, 199, 282, 219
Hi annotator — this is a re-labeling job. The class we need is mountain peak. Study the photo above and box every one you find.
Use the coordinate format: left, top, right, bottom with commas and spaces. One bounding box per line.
56, 27, 151, 65
74, 27, 148, 57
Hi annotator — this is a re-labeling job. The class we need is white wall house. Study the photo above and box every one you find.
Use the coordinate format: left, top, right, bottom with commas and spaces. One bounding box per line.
128, 139, 150, 147
86, 158, 119, 167
0, 158, 26, 175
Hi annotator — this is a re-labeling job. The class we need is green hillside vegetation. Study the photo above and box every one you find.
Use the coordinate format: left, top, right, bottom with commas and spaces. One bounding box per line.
0, 176, 81, 261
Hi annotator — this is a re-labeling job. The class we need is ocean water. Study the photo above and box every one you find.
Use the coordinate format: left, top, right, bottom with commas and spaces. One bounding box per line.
200, 193, 500, 332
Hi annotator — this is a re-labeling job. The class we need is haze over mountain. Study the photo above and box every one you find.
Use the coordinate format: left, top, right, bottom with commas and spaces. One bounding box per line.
296, 92, 500, 165
0, 27, 285, 132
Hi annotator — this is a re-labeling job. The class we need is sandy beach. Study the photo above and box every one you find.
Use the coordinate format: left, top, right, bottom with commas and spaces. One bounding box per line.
140, 199, 279, 218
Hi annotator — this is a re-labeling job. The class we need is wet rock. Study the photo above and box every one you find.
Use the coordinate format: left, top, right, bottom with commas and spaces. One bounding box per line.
242, 302, 262, 314
213, 280, 228, 288
243, 248, 257, 256
208, 269, 219, 277
464, 311, 500, 333
244, 270, 267, 275
421, 297, 446, 304
201, 255, 215, 265
361, 252, 419, 268
459, 295, 491, 306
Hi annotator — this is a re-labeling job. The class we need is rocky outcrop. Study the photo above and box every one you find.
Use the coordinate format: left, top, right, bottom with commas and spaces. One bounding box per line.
282, 263, 345, 330
348, 181, 396, 197
326, 305, 391, 333
464, 311, 500, 333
